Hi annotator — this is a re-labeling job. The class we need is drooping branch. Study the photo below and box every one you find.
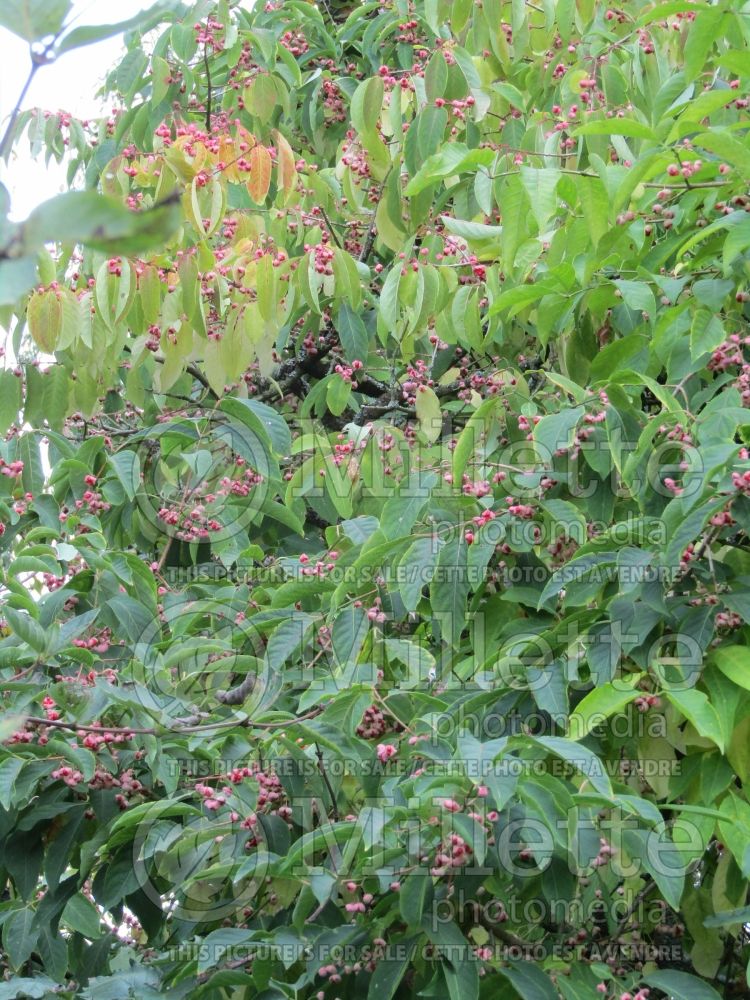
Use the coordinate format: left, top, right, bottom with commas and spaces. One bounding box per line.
21, 704, 324, 734
216, 671, 256, 704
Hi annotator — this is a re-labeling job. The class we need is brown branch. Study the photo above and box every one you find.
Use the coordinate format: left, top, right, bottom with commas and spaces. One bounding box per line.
147, 351, 215, 396
320, 207, 343, 249
358, 212, 377, 263
216, 671, 256, 705
23, 716, 155, 734
21, 705, 324, 736
611, 880, 658, 939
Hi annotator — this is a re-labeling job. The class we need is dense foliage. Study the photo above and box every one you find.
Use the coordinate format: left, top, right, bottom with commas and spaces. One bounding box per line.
1, 0, 750, 996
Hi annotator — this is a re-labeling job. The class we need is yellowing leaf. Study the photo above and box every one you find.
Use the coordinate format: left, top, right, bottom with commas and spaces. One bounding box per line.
415, 385, 441, 443
27, 288, 63, 354
138, 264, 161, 325
272, 129, 297, 196
247, 145, 272, 204
151, 54, 171, 105
255, 253, 276, 324
218, 134, 240, 182
243, 74, 277, 125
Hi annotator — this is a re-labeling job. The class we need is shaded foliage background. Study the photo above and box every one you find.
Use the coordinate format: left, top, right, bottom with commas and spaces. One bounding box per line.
1, 0, 750, 997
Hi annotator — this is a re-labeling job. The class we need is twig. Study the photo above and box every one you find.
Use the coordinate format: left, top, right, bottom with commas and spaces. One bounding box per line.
156, 535, 174, 573
358, 212, 377, 263
251, 707, 323, 729
23, 716, 155, 734
315, 742, 339, 821
320, 207, 343, 249
20, 705, 324, 736
203, 46, 213, 133
358, 169, 390, 263
612, 881, 658, 939
145, 351, 214, 396
305, 897, 331, 924
186, 362, 214, 394
673, 522, 723, 588
0, 22, 68, 163
0, 64, 39, 162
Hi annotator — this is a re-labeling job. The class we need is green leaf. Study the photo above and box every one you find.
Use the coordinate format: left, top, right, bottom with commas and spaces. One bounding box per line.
568, 675, 643, 740
499, 962, 558, 999
336, 303, 369, 364
576, 175, 610, 247
0, 0, 70, 41
4, 607, 46, 652
693, 130, 750, 178
643, 971, 722, 1000
399, 870, 433, 927
431, 531, 471, 648
415, 385, 441, 443
404, 145, 495, 197
61, 893, 102, 938
327, 374, 353, 416
151, 54, 171, 105
0, 757, 24, 810
533, 406, 584, 460
574, 118, 655, 139
56, 1, 177, 54
452, 396, 500, 482
220, 396, 291, 455
366, 938, 416, 1000
683, 8, 725, 81
520, 166, 561, 228
380, 471, 437, 540
351, 76, 384, 135
380, 266, 402, 328
3, 906, 38, 970
106, 594, 153, 644
540, 498, 587, 544
108, 451, 141, 500
424, 51, 448, 101
0, 978, 59, 999
331, 605, 368, 669
440, 216, 503, 241
613, 280, 656, 316
667, 689, 724, 752
399, 535, 442, 612
27, 288, 62, 354
713, 646, 750, 691
444, 953, 479, 1000
0, 257, 38, 307
532, 736, 612, 797
0, 370, 22, 433
421, 919, 478, 1000
21, 191, 181, 255
690, 309, 724, 360
244, 74, 278, 125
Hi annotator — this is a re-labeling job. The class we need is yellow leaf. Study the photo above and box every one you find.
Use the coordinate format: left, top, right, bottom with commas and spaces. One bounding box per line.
272, 129, 297, 196
247, 145, 272, 204
218, 134, 240, 182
